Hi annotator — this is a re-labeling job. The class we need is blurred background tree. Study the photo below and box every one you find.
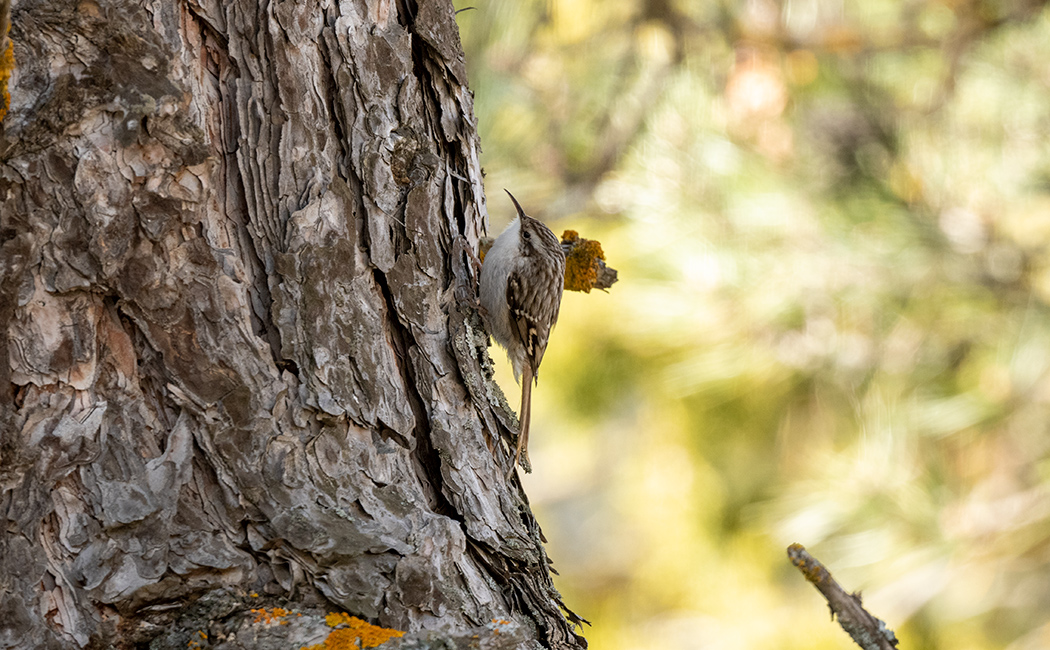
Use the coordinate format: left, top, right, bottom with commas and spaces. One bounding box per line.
458, 0, 1050, 648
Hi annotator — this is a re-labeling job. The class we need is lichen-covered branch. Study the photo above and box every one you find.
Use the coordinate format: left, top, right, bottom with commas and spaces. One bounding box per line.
787, 544, 899, 650
559, 231, 617, 293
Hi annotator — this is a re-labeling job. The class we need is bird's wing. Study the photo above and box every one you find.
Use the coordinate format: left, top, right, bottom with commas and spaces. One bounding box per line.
506, 262, 563, 381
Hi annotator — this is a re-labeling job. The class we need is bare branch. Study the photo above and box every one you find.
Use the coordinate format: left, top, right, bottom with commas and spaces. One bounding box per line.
787, 543, 900, 650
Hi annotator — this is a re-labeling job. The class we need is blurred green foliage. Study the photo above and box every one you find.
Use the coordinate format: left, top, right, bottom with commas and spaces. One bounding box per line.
457, 1, 1050, 648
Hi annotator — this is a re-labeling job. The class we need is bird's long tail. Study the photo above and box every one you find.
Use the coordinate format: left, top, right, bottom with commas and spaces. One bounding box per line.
510, 365, 534, 477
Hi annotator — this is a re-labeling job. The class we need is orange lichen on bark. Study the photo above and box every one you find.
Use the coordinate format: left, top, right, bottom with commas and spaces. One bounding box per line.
561, 230, 607, 293
304, 629, 361, 650
186, 629, 208, 649
787, 542, 830, 584
325, 612, 354, 627
0, 36, 12, 122
252, 607, 292, 625
301, 612, 405, 650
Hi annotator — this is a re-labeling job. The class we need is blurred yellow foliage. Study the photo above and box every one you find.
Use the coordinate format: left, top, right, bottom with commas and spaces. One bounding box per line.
459, 0, 1050, 648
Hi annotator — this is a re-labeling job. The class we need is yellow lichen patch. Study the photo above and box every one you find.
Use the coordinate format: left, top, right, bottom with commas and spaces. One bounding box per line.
325, 612, 354, 627
252, 607, 291, 625
562, 231, 606, 293
303, 613, 405, 650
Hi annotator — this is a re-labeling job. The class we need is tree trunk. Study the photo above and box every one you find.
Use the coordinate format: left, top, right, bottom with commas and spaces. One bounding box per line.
0, 1, 584, 648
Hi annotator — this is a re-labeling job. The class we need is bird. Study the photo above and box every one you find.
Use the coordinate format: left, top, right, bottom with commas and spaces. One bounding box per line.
479, 190, 566, 476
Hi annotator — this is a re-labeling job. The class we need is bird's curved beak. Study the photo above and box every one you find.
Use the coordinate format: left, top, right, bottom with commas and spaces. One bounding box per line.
504, 189, 527, 219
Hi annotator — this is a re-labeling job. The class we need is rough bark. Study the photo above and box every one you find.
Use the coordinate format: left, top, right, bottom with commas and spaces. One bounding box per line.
0, 1, 585, 648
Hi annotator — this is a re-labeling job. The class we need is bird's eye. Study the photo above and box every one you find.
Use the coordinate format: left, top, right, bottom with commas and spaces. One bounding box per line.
523, 230, 532, 239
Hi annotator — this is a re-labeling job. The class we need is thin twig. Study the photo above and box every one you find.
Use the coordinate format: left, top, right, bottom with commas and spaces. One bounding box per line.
787, 543, 900, 650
